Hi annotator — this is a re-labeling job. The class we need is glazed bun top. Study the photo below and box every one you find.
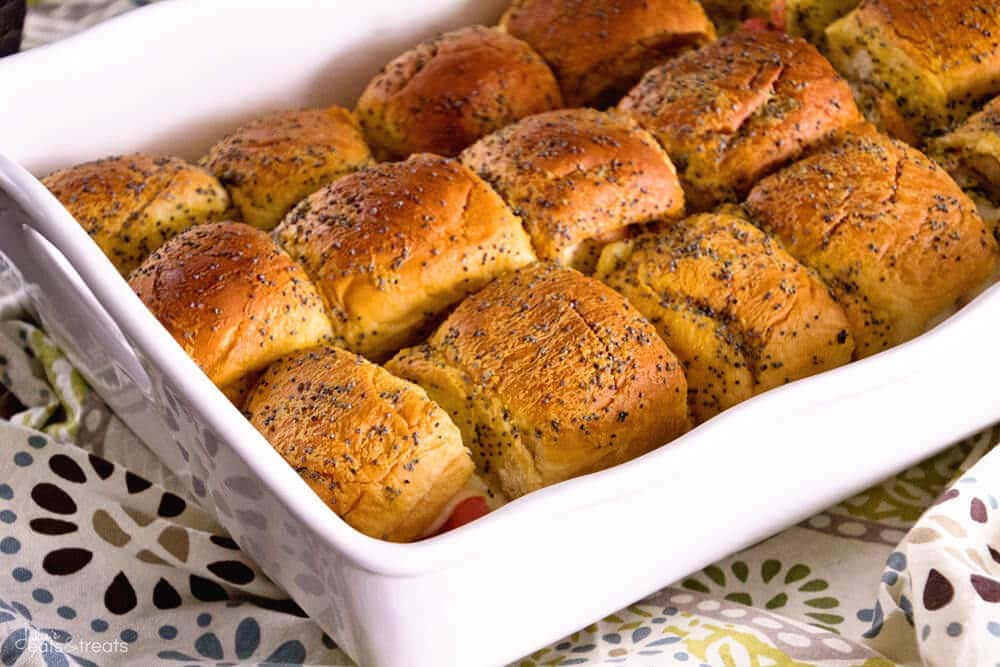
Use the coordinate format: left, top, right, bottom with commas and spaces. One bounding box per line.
44, 154, 230, 276
501, 0, 716, 108
619, 28, 861, 210
356, 25, 562, 159
461, 108, 684, 272
274, 153, 536, 360
202, 106, 372, 230
245, 346, 473, 542
746, 125, 999, 357
826, 0, 1000, 138
129, 221, 333, 399
597, 212, 855, 422
387, 262, 691, 499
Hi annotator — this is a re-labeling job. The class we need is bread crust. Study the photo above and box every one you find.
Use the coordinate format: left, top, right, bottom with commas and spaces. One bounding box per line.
619, 28, 861, 210
129, 222, 333, 399
746, 125, 999, 357
43, 154, 230, 276
597, 212, 854, 422
461, 108, 684, 272
826, 0, 1000, 139
274, 153, 537, 360
387, 262, 690, 499
202, 106, 372, 230
356, 25, 562, 159
500, 0, 715, 108
245, 346, 473, 542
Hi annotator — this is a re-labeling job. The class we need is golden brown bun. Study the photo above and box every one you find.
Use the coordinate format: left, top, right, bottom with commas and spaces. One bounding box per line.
274, 153, 536, 360
202, 106, 372, 230
931, 97, 1000, 239
245, 346, 473, 542
129, 222, 333, 400
44, 154, 230, 276
356, 25, 562, 159
826, 0, 1000, 140
618, 28, 861, 211
387, 262, 690, 499
500, 0, 715, 108
596, 213, 854, 422
460, 108, 684, 272
745, 126, 999, 358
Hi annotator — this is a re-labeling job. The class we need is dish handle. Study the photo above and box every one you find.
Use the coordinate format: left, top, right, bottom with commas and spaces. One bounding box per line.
0, 153, 153, 399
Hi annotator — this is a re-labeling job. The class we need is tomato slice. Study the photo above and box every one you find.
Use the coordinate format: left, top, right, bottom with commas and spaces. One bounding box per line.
438, 496, 490, 533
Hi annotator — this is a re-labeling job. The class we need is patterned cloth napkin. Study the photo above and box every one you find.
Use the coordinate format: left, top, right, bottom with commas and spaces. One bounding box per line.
7, 3, 1000, 666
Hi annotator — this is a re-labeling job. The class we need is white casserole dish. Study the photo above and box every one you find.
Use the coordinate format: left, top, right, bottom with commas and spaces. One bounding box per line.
1, 2, 999, 665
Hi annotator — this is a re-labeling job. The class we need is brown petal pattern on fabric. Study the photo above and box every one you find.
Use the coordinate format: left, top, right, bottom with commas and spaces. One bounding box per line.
923, 569, 955, 610
970, 574, 1000, 603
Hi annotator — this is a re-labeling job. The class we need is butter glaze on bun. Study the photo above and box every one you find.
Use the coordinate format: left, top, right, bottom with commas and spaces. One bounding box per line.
387, 262, 690, 499
274, 153, 537, 360
44, 154, 230, 276
501, 0, 716, 108
129, 221, 333, 404
461, 108, 685, 272
619, 28, 861, 211
202, 106, 372, 230
746, 126, 999, 357
826, 0, 1000, 141
597, 212, 855, 422
245, 346, 473, 542
356, 25, 562, 159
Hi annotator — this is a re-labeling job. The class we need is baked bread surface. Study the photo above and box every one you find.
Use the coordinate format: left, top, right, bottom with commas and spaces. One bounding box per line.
202, 106, 372, 230
356, 25, 562, 159
597, 212, 855, 422
500, 0, 716, 108
129, 221, 333, 402
746, 126, 999, 357
387, 262, 691, 499
274, 153, 537, 361
619, 28, 861, 210
44, 154, 230, 276
245, 346, 473, 542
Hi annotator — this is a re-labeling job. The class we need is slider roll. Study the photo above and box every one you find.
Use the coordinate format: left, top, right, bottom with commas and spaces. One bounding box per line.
245, 346, 474, 542
597, 212, 855, 422
746, 126, 999, 358
274, 153, 537, 361
461, 108, 685, 273
44, 154, 230, 276
619, 28, 861, 211
388, 262, 691, 500
356, 25, 562, 159
129, 221, 334, 405
202, 106, 372, 230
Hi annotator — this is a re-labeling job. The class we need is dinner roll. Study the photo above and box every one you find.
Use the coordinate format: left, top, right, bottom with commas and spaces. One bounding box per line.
245, 346, 473, 542
619, 28, 861, 211
460, 108, 684, 272
202, 106, 372, 230
825, 0, 1000, 142
596, 213, 854, 422
500, 0, 715, 108
129, 221, 333, 404
387, 262, 690, 499
274, 153, 536, 360
745, 126, 999, 358
356, 25, 562, 159
44, 154, 229, 276
930, 97, 1000, 239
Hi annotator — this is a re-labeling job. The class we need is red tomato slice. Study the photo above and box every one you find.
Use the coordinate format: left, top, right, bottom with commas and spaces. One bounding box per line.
438, 496, 490, 533
742, 17, 771, 32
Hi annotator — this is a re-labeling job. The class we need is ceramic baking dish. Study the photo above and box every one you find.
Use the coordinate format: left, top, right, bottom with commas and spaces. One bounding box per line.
1, 2, 999, 665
